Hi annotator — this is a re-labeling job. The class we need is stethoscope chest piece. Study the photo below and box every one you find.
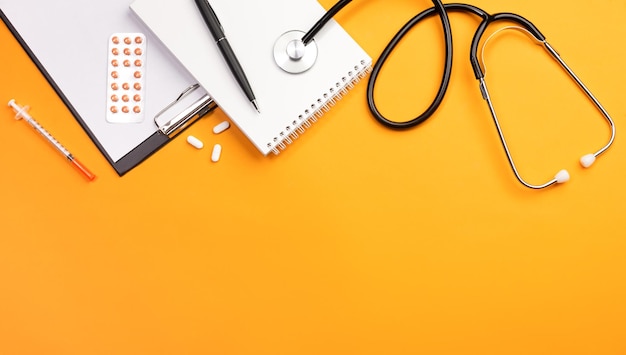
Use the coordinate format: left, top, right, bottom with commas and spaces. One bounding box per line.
273, 30, 318, 74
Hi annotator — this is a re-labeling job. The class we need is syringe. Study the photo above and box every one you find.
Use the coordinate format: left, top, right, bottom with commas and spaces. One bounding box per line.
8, 99, 96, 181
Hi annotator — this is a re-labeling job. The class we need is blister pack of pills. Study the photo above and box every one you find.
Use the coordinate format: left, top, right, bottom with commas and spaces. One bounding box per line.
106, 33, 146, 123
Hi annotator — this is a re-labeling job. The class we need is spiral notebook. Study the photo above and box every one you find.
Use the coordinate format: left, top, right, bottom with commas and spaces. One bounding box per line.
130, 0, 372, 155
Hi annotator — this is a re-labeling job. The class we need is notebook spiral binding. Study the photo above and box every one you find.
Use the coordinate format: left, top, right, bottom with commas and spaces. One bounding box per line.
268, 59, 373, 155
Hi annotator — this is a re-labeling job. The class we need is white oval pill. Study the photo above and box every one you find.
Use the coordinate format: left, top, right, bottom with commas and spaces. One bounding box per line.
187, 135, 203, 149
213, 121, 230, 134
211, 144, 222, 162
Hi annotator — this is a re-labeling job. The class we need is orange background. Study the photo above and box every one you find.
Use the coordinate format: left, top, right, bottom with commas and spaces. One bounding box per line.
1, 1, 625, 354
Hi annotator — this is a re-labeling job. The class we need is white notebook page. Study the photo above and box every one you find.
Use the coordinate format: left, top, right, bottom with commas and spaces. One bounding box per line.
131, 0, 371, 155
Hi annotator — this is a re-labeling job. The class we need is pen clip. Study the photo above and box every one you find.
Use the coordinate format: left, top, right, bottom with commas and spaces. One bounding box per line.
154, 84, 217, 137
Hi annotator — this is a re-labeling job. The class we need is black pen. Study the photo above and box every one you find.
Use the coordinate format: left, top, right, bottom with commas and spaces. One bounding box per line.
194, 0, 260, 113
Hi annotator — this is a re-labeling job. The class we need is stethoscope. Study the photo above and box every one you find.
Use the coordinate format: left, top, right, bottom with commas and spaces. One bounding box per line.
274, 0, 616, 189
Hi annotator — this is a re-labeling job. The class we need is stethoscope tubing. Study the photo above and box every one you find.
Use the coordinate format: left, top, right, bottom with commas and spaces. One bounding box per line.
367, 1, 457, 129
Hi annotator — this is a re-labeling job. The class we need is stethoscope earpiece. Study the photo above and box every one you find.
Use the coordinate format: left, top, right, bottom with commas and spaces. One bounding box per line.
580, 154, 596, 168
273, 30, 318, 74
555, 170, 570, 184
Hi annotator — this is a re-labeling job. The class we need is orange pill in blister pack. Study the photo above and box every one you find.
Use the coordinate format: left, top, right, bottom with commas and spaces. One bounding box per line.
106, 32, 146, 124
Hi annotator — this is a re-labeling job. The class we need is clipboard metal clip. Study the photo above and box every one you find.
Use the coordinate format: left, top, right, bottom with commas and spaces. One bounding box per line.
154, 84, 217, 137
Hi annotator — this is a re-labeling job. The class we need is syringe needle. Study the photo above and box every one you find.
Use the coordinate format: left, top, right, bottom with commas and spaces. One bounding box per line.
8, 99, 96, 182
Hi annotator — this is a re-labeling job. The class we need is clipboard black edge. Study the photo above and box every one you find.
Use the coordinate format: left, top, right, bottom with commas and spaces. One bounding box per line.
1, 8, 178, 177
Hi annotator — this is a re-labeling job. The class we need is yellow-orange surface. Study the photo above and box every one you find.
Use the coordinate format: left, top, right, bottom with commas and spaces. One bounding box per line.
1, 1, 625, 354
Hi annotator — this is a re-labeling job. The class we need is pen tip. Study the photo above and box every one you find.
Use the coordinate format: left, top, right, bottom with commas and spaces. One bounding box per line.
252, 100, 260, 113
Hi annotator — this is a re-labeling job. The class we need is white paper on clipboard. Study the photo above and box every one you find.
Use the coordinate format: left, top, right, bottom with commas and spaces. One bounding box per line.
0, 0, 215, 175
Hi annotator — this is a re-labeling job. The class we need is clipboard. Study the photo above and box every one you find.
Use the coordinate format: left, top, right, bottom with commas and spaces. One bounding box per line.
0, 0, 216, 176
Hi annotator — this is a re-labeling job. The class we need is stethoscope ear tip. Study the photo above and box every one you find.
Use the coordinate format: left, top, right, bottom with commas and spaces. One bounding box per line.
580, 154, 597, 168
555, 170, 570, 184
